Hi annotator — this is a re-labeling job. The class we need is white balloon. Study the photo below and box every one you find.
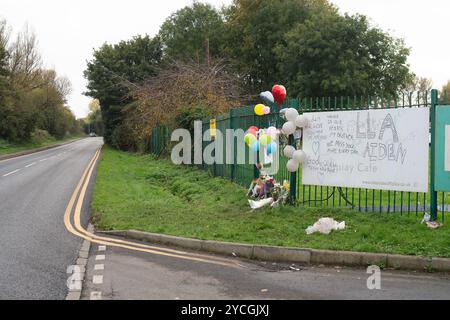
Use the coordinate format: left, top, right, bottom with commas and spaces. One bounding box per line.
282, 121, 296, 136
295, 115, 308, 128
266, 126, 278, 138
283, 145, 296, 158
286, 159, 300, 173
293, 150, 307, 164
285, 108, 299, 122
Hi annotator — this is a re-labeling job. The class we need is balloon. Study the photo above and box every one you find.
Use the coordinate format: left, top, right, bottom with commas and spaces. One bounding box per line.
263, 106, 271, 115
293, 150, 307, 164
251, 141, 260, 152
272, 84, 287, 105
259, 134, 272, 146
286, 159, 300, 173
267, 141, 278, 155
283, 145, 296, 158
254, 104, 265, 116
260, 91, 275, 104
285, 108, 299, 122
245, 133, 257, 147
248, 126, 259, 136
266, 126, 278, 138
282, 121, 296, 136
295, 115, 308, 128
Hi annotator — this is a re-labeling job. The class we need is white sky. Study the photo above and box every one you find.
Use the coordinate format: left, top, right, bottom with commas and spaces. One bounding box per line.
1, 0, 449, 118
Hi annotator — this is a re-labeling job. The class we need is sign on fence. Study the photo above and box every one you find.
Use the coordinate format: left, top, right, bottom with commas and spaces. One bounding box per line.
434, 105, 450, 191
302, 107, 430, 192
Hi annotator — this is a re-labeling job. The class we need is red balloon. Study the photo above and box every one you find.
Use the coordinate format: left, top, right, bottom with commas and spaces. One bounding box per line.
272, 85, 287, 105
248, 126, 259, 136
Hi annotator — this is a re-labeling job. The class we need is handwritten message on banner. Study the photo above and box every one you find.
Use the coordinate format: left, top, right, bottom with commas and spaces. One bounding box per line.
302, 108, 430, 192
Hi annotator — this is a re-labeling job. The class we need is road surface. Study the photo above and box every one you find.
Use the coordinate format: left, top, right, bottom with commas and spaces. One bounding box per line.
0, 138, 103, 300
81, 236, 450, 300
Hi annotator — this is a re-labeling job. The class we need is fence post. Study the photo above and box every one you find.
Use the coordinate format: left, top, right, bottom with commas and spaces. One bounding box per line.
230, 109, 237, 182
430, 89, 438, 221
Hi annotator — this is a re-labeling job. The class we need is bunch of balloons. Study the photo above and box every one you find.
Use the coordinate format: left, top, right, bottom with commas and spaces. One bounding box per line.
254, 104, 271, 116
244, 126, 279, 155
281, 108, 308, 136
259, 84, 287, 109
283, 145, 307, 173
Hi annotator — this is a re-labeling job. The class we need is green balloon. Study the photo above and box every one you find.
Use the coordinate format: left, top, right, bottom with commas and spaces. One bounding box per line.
245, 134, 257, 147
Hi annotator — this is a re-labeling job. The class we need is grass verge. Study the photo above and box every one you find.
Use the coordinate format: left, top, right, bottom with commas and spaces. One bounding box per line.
0, 134, 84, 155
92, 147, 450, 258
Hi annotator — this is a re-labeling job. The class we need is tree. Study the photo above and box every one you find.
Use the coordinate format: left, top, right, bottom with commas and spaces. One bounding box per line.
407, 76, 433, 92
127, 60, 242, 151
439, 81, 450, 104
84, 99, 104, 136
8, 24, 43, 91
223, 0, 334, 94
159, 1, 225, 63
276, 13, 414, 97
88, 99, 100, 113
84, 35, 163, 145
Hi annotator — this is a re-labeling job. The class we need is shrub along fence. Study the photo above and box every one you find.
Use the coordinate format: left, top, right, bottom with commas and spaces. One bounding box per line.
150, 90, 446, 222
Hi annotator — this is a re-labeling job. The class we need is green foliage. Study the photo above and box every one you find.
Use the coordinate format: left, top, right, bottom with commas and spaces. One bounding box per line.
277, 13, 414, 97
159, 1, 225, 62
175, 105, 211, 132
84, 35, 163, 145
439, 80, 450, 104
0, 20, 81, 143
84, 0, 418, 151
223, 0, 334, 93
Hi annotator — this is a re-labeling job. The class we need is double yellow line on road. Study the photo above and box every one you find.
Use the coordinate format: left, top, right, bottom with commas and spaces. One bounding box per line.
64, 148, 242, 268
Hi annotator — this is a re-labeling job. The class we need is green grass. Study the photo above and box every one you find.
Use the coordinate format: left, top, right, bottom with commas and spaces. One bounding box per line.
92, 147, 450, 258
0, 134, 84, 155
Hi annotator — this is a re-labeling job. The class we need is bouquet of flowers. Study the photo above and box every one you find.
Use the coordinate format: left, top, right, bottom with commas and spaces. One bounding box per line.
247, 171, 290, 209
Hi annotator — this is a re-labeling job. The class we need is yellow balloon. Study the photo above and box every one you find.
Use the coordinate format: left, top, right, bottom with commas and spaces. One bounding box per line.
254, 104, 265, 116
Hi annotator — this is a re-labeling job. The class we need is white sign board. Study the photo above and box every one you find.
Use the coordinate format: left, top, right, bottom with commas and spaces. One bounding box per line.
445, 125, 450, 172
302, 107, 430, 192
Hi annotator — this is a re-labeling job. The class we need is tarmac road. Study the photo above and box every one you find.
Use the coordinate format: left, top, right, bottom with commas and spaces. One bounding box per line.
0, 138, 103, 300
81, 237, 450, 300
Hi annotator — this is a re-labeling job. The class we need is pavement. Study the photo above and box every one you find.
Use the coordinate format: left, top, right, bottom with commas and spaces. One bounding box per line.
0, 138, 103, 300
81, 236, 450, 300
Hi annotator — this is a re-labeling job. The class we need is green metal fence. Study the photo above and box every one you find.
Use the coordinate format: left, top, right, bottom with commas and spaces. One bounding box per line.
150, 90, 446, 222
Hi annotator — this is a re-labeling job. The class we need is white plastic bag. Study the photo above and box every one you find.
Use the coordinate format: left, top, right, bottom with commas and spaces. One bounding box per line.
248, 198, 274, 210
306, 218, 346, 235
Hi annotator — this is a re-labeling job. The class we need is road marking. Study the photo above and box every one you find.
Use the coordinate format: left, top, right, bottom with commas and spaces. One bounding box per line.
40, 158, 48, 162
3, 169, 20, 177
95, 255, 105, 261
94, 264, 104, 271
90, 291, 102, 300
25, 162, 36, 168
63, 148, 241, 269
93, 275, 103, 284
98, 245, 106, 252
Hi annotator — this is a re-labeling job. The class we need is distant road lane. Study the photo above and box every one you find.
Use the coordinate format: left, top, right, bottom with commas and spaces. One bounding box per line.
0, 138, 103, 300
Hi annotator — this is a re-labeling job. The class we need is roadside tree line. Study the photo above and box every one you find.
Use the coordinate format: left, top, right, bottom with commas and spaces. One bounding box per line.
84, 0, 431, 152
0, 20, 81, 145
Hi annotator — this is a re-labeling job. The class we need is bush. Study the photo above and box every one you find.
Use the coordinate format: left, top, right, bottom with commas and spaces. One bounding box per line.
30, 129, 54, 144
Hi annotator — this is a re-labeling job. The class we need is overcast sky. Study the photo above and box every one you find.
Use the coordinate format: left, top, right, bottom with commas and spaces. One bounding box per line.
1, 0, 449, 118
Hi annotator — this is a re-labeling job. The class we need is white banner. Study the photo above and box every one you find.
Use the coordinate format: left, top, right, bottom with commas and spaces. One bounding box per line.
302, 107, 430, 192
